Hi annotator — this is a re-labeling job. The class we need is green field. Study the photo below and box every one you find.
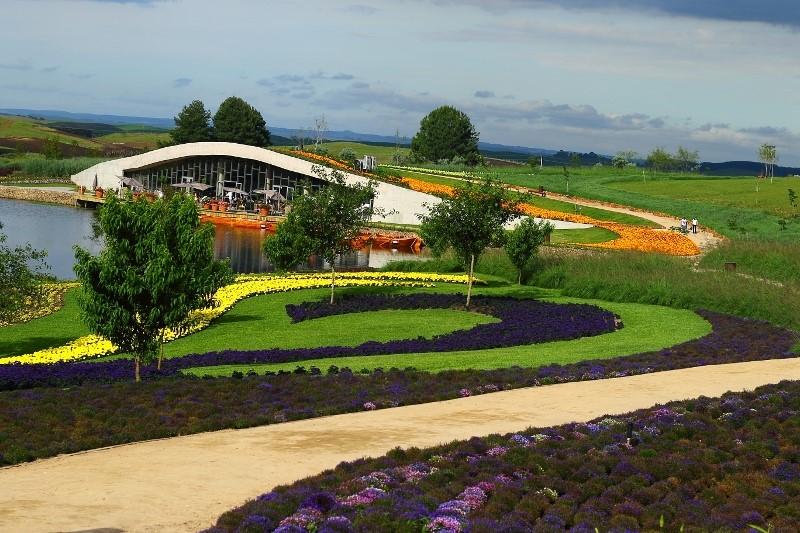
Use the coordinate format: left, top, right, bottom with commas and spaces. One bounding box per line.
610, 176, 800, 218
389, 165, 800, 241
0, 115, 100, 149
96, 131, 170, 149
275, 141, 411, 165
390, 168, 658, 228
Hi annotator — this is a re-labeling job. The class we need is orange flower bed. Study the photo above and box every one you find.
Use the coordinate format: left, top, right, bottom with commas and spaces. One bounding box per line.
400, 176, 699, 257
290, 150, 354, 172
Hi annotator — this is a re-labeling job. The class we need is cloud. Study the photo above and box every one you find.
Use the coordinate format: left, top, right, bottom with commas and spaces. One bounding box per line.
339, 4, 380, 15
172, 77, 191, 88
310, 71, 355, 81
433, 0, 800, 28
0, 62, 31, 71
274, 73, 307, 83
474, 90, 495, 98
40, 66, 59, 73
70, 73, 95, 79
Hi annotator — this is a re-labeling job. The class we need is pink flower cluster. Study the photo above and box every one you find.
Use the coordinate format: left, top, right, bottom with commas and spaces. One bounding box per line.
278, 506, 322, 528
339, 486, 387, 507
363, 401, 377, 410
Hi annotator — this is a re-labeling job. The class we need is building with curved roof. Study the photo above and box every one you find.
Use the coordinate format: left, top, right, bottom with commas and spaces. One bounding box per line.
71, 142, 438, 225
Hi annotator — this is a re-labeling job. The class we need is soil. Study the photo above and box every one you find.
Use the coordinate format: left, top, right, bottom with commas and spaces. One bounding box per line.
1, 358, 798, 533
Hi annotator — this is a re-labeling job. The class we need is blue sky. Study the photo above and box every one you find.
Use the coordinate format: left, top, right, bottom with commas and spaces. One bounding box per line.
2, 0, 799, 163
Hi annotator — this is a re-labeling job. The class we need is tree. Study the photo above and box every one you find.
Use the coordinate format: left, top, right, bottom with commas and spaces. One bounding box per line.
613, 150, 638, 168
263, 165, 378, 304
758, 144, 778, 183
419, 178, 520, 307
170, 100, 213, 144
410, 106, 480, 165
570, 153, 582, 168
213, 96, 271, 147
74, 193, 233, 381
0, 223, 48, 325
504, 218, 553, 285
339, 147, 357, 167
675, 146, 699, 172
646, 147, 673, 172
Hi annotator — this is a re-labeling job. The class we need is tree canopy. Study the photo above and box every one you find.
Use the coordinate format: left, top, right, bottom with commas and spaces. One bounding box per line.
410, 106, 481, 165
74, 193, 233, 381
0, 222, 48, 325
263, 165, 378, 303
419, 178, 520, 306
504, 218, 553, 285
170, 100, 213, 144
213, 96, 271, 147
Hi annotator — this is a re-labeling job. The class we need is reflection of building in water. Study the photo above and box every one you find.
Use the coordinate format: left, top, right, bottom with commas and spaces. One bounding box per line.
212, 226, 421, 274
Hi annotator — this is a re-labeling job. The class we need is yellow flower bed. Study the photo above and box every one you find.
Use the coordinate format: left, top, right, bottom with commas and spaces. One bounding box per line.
3, 272, 470, 365
0, 282, 80, 327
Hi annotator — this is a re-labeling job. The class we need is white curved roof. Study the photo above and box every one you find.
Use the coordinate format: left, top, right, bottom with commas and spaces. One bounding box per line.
71, 142, 439, 225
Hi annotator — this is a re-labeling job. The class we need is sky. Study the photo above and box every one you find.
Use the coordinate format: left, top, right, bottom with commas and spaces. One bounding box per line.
2, 0, 799, 164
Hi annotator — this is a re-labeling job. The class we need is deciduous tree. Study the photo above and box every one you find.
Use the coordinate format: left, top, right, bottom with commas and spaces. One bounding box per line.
263, 165, 378, 304
74, 193, 233, 381
213, 96, 271, 147
504, 218, 553, 285
419, 178, 520, 307
646, 147, 673, 172
675, 146, 699, 172
411, 106, 480, 165
0, 223, 48, 325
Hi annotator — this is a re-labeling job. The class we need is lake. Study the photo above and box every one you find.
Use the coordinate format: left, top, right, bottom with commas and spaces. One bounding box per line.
0, 198, 424, 279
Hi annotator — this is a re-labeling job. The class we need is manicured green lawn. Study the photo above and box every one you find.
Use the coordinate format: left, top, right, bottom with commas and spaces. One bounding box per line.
180, 289, 711, 376
0, 289, 89, 358
551, 227, 617, 244
610, 177, 800, 219
394, 169, 659, 228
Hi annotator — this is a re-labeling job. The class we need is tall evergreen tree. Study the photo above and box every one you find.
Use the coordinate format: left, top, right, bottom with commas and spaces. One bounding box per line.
170, 100, 213, 144
410, 106, 480, 165
213, 96, 271, 147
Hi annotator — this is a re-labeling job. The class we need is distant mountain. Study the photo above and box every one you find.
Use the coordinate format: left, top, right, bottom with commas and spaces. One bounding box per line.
0, 108, 174, 128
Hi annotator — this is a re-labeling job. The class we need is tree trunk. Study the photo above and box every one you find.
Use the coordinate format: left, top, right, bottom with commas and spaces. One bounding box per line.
330, 262, 336, 305
135, 356, 141, 383
157, 333, 164, 370
466, 254, 475, 308
518, 270, 522, 285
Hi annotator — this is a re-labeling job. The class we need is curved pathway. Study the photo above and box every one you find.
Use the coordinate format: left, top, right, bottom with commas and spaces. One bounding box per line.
1, 358, 799, 533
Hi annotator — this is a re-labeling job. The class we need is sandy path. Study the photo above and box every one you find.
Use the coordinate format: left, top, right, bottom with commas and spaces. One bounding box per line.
1, 358, 799, 533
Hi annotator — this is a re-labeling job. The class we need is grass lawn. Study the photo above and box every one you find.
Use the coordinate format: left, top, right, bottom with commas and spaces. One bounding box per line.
173, 285, 711, 376
0, 289, 89, 358
610, 177, 800, 219
551, 227, 617, 244
392, 168, 658, 228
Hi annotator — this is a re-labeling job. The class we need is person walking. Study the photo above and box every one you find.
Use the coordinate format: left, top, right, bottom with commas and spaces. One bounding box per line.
691, 217, 698, 234
680, 217, 687, 233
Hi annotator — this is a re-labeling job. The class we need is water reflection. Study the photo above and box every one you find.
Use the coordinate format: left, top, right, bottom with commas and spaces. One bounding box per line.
0, 199, 425, 279
213, 225, 425, 273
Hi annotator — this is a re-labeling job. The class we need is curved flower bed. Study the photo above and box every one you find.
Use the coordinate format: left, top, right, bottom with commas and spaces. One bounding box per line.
0, 282, 79, 327
1, 272, 469, 365
0, 312, 796, 464
0, 294, 616, 389
398, 176, 700, 256
206, 379, 800, 532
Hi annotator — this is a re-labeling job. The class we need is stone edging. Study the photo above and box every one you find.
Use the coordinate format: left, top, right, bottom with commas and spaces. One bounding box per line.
0, 186, 76, 206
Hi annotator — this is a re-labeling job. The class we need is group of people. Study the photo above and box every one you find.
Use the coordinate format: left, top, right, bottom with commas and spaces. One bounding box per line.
680, 217, 698, 234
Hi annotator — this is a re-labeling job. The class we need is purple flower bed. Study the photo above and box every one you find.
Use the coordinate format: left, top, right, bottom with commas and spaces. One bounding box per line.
1, 311, 797, 466
0, 295, 617, 390
205, 379, 800, 532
